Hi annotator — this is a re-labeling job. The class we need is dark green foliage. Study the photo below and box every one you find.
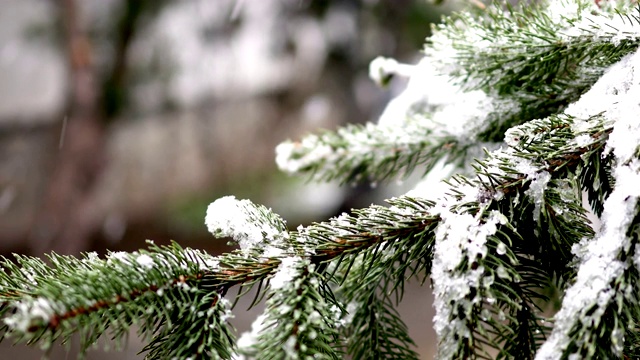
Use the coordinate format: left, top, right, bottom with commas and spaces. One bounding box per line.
142, 291, 235, 360
2, 1, 640, 359
279, 122, 461, 184
250, 261, 341, 360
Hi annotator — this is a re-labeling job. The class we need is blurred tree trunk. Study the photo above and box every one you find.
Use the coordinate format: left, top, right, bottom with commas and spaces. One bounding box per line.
30, 0, 105, 255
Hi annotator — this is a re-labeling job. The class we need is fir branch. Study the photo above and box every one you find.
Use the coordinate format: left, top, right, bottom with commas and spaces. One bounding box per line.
287, 103, 613, 359
537, 169, 640, 359
3, 3, 640, 358
0, 197, 440, 358
0, 94, 616, 359
0, 91, 619, 359
276, 120, 461, 184
427, 0, 640, 141
0, 243, 234, 357
430, 1, 640, 93
142, 292, 235, 360
346, 288, 420, 359
275, 3, 640, 185
245, 258, 341, 359
532, 45, 640, 359
338, 242, 423, 359
429, 104, 615, 359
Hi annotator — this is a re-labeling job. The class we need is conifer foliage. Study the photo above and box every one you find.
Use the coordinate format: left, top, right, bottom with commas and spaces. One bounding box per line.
2, 0, 640, 358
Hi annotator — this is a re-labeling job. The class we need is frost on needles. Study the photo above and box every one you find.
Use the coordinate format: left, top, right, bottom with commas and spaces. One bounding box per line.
2, 0, 640, 359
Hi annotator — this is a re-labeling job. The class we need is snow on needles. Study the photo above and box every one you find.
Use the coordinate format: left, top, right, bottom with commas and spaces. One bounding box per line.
368, 56, 413, 87
5, 297, 59, 333
269, 256, 302, 290
136, 254, 155, 269
275, 55, 519, 180
275, 137, 333, 175
236, 314, 268, 356
206, 196, 286, 253
560, 0, 640, 45
373, 56, 518, 141
536, 47, 640, 360
431, 183, 508, 360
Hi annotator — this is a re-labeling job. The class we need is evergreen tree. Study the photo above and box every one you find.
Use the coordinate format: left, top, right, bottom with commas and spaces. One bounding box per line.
2, 0, 640, 358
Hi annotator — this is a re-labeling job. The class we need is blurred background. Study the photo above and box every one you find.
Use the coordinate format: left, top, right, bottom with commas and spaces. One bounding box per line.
0, 0, 453, 358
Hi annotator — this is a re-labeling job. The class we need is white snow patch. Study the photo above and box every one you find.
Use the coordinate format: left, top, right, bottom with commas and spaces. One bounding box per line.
339, 301, 359, 328
108, 251, 130, 264
561, 1, 640, 46
275, 139, 334, 175
260, 246, 286, 260
567, 48, 640, 121
525, 171, 552, 223
136, 254, 154, 269
546, 0, 583, 25
573, 134, 592, 147
431, 204, 506, 358
82, 252, 100, 264
5, 297, 58, 333
270, 256, 302, 290
604, 82, 640, 164
206, 196, 284, 252
375, 57, 438, 127
407, 157, 457, 200
368, 56, 414, 87
218, 296, 234, 323
375, 57, 519, 142
236, 314, 268, 352
537, 161, 640, 359
537, 48, 640, 360
283, 335, 298, 358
